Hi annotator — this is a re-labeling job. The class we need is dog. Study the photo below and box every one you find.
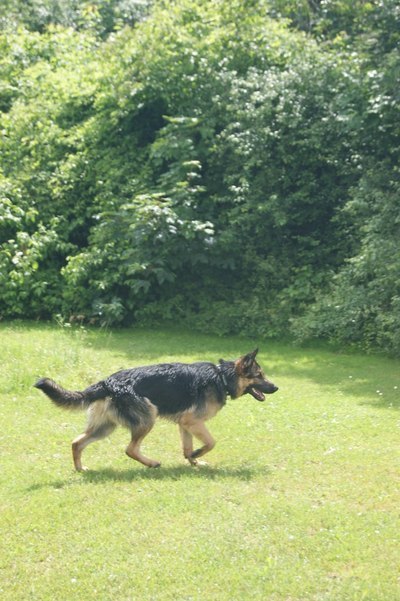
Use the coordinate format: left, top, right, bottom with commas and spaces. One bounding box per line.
34, 348, 278, 471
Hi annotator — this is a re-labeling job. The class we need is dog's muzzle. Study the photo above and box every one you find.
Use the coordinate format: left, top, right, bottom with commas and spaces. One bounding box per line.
247, 382, 278, 402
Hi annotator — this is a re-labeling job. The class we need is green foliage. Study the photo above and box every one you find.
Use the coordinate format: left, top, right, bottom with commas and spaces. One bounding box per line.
267, 0, 393, 43
0, 0, 399, 354
0, 0, 152, 34
291, 1, 400, 355
0, 220, 71, 318
292, 167, 400, 355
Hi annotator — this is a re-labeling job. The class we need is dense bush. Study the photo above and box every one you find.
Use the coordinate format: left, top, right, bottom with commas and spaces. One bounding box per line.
0, 0, 399, 354
291, 0, 400, 355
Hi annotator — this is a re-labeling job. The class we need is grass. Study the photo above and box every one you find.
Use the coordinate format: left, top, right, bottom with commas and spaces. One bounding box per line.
0, 321, 399, 601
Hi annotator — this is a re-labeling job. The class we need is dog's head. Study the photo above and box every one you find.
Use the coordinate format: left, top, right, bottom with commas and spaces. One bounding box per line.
232, 348, 278, 401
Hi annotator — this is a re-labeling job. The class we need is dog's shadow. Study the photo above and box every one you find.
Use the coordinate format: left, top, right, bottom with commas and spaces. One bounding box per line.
28, 463, 268, 491
83, 463, 265, 483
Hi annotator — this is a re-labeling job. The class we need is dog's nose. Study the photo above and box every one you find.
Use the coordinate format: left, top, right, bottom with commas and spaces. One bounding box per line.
272, 385, 279, 392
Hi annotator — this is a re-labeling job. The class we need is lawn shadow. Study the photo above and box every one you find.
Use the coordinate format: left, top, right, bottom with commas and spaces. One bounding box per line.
74, 325, 290, 366
270, 346, 400, 410
79, 327, 399, 398
27, 322, 400, 410
359, 396, 400, 411
26, 463, 268, 492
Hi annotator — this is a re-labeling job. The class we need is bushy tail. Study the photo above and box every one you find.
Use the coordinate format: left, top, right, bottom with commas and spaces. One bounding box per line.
34, 377, 108, 409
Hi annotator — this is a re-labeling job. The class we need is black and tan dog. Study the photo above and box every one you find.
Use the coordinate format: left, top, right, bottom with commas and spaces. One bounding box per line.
34, 349, 278, 471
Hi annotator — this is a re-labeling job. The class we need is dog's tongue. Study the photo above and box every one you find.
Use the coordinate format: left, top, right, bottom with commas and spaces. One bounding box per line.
249, 388, 265, 402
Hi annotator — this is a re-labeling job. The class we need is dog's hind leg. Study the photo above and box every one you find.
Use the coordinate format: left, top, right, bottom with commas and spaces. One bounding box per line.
72, 400, 117, 471
125, 424, 161, 468
72, 421, 116, 471
113, 393, 160, 468
125, 401, 160, 468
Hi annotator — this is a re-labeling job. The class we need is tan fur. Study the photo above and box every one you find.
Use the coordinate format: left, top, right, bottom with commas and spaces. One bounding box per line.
86, 398, 117, 429
178, 413, 216, 465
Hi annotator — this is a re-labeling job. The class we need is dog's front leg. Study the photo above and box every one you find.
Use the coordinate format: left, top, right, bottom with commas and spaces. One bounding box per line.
180, 418, 215, 465
179, 424, 196, 465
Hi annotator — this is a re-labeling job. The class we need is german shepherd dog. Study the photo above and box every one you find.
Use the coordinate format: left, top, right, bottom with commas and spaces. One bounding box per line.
34, 349, 278, 471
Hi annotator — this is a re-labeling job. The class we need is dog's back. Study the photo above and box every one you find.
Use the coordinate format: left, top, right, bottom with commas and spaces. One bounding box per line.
105, 362, 225, 417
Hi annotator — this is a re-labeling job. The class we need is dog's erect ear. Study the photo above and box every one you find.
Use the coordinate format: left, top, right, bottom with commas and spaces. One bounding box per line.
236, 348, 259, 374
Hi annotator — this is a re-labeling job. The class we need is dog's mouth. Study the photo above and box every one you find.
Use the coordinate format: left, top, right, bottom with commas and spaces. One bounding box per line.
247, 387, 266, 402
247, 383, 278, 401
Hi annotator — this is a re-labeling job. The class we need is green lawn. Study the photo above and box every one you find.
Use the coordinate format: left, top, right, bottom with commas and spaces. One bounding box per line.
0, 322, 399, 600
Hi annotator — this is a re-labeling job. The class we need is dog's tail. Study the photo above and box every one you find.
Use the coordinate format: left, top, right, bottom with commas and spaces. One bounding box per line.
34, 377, 108, 410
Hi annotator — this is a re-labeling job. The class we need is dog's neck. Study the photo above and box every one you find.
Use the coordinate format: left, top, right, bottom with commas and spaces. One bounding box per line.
216, 363, 235, 398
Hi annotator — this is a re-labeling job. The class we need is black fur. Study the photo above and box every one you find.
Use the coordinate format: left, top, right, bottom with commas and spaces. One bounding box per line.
34, 378, 107, 407
105, 362, 227, 417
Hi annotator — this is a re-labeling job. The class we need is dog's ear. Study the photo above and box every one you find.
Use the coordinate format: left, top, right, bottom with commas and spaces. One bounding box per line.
245, 348, 258, 365
236, 348, 259, 374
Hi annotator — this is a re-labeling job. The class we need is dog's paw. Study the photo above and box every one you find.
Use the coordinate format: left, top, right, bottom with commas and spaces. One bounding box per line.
188, 458, 208, 467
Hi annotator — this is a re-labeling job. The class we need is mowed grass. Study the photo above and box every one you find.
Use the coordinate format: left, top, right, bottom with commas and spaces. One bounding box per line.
0, 322, 399, 601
